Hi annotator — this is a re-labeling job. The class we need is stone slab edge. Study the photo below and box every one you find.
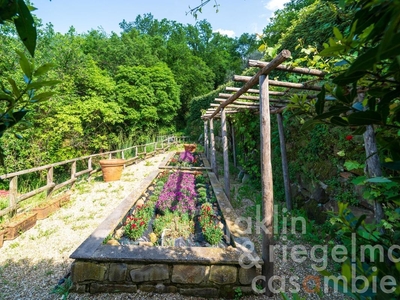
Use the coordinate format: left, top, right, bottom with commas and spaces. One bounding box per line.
207, 171, 263, 265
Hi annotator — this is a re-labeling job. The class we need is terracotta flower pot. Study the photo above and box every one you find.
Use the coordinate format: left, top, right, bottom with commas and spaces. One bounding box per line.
183, 144, 197, 153
99, 159, 126, 182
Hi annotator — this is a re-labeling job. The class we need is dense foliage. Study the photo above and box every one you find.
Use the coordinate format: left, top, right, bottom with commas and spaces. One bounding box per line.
0, 6, 258, 174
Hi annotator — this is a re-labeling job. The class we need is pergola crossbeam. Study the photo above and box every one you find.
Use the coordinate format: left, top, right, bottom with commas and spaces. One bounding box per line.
234, 75, 322, 91
248, 59, 326, 77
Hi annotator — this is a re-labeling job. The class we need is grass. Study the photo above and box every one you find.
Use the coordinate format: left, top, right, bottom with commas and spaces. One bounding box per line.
71, 223, 89, 231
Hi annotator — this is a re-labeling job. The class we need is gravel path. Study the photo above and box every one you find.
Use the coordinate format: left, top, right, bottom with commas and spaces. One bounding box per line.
0, 151, 349, 300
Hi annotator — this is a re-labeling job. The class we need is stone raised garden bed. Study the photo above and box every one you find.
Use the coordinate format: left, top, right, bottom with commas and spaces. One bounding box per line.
70, 152, 263, 298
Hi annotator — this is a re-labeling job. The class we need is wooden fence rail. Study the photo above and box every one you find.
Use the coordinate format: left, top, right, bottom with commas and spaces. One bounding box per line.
0, 135, 189, 218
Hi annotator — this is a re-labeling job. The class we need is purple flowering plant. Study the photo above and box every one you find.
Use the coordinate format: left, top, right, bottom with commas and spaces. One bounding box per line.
179, 151, 195, 163
155, 172, 197, 214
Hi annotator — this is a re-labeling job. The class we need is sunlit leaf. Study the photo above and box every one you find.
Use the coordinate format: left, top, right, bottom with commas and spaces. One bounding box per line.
27, 80, 61, 90
7, 78, 20, 98
365, 177, 392, 183
14, 0, 37, 57
34, 63, 56, 77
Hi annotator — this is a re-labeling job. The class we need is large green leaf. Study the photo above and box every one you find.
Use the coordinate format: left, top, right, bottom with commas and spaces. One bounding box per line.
28, 80, 61, 90
34, 63, 56, 77
16, 50, 33, 79
319, 44, 346, 56
365, 177, 392, 183
0, 0, 18, 23
14, 0, 37, 57
332, 71, 366, 85
7, 78, 20, 98
314, 106, 349, 120
300, 119, 323, 131
346, 47, 378, 76
330, 116, 349, 126
0, 110, 28, 134
30, 91, 55, 102
347, 33, 400, 76
348, 111, 382, 125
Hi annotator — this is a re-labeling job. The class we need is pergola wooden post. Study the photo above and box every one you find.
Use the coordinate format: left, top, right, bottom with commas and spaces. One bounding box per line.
209, 118, 218, 177
221, 108, 230, 199
259, 74, 274, 296
204, 120, 209, 159
364, 125, 384, 224
277, 113, 292, 211
230, 119, 237, 167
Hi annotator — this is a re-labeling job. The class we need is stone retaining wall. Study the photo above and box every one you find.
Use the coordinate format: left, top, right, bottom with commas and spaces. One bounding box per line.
71, 261, 260, 298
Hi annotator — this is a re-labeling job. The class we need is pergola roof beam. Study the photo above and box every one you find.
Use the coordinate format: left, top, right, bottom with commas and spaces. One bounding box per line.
219, 93, 259, 101
210, 103, 259, 109
234, 75, 322, 91
206, 50, 291, 119
226, 87, 259, 94
248, 59, 326, 77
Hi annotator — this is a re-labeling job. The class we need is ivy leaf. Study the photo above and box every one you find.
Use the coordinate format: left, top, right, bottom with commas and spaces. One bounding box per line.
348, 111, 382, 125
14, 0, 37, 57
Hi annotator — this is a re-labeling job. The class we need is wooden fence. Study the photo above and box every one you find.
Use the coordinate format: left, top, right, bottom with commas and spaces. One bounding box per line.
0, 135, 189, 218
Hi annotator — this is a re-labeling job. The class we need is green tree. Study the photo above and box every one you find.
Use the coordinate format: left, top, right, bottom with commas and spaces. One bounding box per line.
115, 63, 180, 135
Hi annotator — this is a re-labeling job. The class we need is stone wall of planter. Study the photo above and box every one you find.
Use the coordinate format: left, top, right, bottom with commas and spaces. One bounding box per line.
71, 261, 260, 298
70, 152, 264, 298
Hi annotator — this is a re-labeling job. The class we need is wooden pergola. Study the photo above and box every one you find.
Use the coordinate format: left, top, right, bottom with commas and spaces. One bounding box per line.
201, 50, 326, 295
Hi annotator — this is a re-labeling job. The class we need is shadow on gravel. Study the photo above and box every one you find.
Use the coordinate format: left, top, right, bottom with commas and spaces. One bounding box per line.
0, 257, 71, 300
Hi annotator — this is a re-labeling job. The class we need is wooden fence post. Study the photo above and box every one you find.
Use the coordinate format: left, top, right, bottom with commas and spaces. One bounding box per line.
221, 108, 230, 199
277, 113, 292, 211
71, 161, 76, 180
260, 74, 274, 296
47, 166, 54, 198
9, 176, 18, 217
